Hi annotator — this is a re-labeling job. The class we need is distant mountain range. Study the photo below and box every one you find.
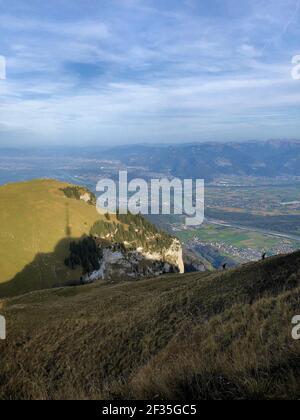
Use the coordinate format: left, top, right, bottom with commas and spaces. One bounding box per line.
103, 140, 300, 180
1, 140, 300, 183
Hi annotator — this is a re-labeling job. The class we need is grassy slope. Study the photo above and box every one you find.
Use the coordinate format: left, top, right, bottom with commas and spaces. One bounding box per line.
0, 179, 112, 296
0, 251, 300, 400
0, 179, 178, 297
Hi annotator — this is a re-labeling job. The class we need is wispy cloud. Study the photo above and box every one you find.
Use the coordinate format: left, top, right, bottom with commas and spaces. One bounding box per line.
0, 0, 300, 145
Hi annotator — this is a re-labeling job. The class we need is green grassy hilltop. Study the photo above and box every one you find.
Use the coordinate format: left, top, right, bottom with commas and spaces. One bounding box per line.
0, 179, 112, 296
0, 179, 178, 298
0, 251, 299, 400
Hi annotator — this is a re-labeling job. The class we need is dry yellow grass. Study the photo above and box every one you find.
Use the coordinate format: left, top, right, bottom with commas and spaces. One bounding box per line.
0, 251, 299, 400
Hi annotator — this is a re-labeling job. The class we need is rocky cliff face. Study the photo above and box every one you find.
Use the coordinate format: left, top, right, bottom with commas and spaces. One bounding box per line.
64, 211, 190, 285
143, 238, 185, 274
83, 238, 184, 283
183, 247, 211, 273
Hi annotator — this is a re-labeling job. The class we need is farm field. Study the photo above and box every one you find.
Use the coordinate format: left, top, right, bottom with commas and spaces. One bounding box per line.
176, 223, 299, 263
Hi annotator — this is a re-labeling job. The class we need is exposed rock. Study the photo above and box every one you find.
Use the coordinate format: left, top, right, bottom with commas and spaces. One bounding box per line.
83, 238, 184, 284
80, 193, 92, 203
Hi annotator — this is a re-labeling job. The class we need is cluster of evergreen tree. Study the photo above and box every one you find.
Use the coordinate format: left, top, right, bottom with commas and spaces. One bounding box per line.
90, 220, 114, 236
64, 237, 103, 274
60, 186, 96, 205
90, 212, 174, 253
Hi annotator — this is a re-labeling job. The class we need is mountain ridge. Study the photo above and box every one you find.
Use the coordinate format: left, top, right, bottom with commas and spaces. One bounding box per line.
0, 179, 186, 297
103, 141, 300, 180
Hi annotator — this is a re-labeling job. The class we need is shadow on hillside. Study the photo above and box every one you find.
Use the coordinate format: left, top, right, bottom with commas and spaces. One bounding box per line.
0, 235, 181, 299
0, 236, 85, 299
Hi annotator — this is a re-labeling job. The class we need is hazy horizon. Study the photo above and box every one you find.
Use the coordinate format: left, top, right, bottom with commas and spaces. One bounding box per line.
1, 138, 300, 151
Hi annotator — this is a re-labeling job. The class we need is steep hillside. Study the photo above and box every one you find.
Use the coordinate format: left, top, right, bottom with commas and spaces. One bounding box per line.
0, 180, 183, 297
0, 179, 103, 294
0, 251, 299, 399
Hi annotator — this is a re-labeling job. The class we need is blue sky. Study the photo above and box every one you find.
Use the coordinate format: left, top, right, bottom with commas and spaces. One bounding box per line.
0, 0, 300, 146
